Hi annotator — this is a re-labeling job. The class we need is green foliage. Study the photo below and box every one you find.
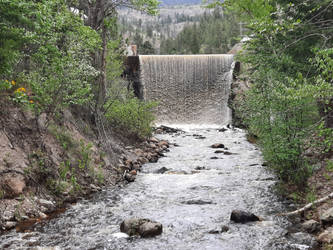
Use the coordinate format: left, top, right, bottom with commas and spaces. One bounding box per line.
49, 124, 75, 150
1, 0, 100, 120
78, 140, 93, 170
104, 91, 157, 139
25, 0, 100, 117
326, 160, 333, 172
231, 0, 333, 187
0, 0, 34, 76
160, 8, 240, 54
305, 187, 317, 204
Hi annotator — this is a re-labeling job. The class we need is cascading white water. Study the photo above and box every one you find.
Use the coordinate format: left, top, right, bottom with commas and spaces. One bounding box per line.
139, 55, 234, 125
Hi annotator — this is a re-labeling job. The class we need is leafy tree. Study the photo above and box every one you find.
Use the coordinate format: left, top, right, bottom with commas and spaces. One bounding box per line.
216, 0, 333, 186
0, 0, 34, 76
141, 40, 155, 54
72, 0, 160, 109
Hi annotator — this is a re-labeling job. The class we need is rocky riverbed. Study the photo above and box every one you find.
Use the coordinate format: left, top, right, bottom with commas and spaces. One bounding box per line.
0, 125, 321, 249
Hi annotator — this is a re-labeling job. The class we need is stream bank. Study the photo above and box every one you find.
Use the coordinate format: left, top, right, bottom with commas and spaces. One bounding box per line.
0, 102, 169, 233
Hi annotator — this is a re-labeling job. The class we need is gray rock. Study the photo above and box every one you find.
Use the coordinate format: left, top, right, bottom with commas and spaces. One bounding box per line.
208, 229, 220, 234
230, 210, 260, 223
211, 143, 225, 149
301, 220, 321, 233
4, 221, 17, 230
38, 199, 54, 210
317, 227, 333, 244
221, 225, 229, 233
288, 232, 318, 249
2, 210, 15, 221
183, 199, 214, 205
120, 218, 162, 238
320, 207, 333, 224
155, 167, 169, 174
124, 173, 136, 182
90, 184, 101, 191
138, 221, 163, 237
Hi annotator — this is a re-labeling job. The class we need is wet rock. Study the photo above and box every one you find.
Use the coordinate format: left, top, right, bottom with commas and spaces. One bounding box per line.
301, 220, 320, 233
210, 157, 219, 160
208, 229, 220, 234
124, 173, 136, 182
221, 225, 229, 233
155, 167, 169, 174
37, 199, 55, 212
230, 210, 260, 223
149, 155, 159, 163
156, 125, 183, 134
211, 143, 225, 149
150, 137, 159, 143
1, 175, 26, 198
183, 199, 214, 205
214, 150, 224, 154
158, 141, 169, 148
195, 166, 206, 170
38, 212, 47, 219
223, 151, 234, 155
4, 221, 17, 230
120, 218, 162, 238
139, 221, 163, 238
218, 128, 227, 132
320, 207, 333, 225
317, 227, 333, 244
287, 232, 318, 248
2, 210, 15, 221
129, 170, 137, 176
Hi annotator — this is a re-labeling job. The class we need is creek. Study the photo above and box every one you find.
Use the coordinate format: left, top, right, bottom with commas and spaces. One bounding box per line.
0, 125, 313, 249
0, 55, 314, 249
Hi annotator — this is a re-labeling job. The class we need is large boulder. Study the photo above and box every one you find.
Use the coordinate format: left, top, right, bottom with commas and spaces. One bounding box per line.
320, 207, 333, 225
120, 218, 162, 238
230, 210, 260, 223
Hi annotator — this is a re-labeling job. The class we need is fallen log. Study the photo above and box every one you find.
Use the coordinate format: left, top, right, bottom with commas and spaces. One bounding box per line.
280, 192, 333, 216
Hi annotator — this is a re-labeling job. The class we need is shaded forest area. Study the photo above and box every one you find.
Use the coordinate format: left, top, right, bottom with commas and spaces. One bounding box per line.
160, 8, 240, 54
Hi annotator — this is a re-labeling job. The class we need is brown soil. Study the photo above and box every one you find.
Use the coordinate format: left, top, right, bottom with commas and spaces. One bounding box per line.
0, 100, 169, 232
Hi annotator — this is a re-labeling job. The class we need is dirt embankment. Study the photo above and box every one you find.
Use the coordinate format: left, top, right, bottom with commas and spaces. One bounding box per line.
0, 102, 169, 232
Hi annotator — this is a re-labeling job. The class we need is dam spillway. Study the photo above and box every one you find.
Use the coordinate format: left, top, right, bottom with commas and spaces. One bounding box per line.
139, 55, 234, 125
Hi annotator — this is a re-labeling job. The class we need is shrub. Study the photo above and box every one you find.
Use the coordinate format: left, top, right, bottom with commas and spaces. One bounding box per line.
104, 93, 157, 139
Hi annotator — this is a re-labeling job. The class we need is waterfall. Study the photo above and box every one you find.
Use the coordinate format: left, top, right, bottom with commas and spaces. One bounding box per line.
139, 55, 234, 125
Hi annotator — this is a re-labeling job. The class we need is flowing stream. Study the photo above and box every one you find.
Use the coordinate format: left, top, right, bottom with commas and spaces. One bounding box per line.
0, 126, 311, 249
0, 55, 315, 249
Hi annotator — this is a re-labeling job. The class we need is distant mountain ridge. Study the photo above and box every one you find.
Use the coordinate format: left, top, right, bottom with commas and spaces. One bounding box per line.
161, 0, 202, 6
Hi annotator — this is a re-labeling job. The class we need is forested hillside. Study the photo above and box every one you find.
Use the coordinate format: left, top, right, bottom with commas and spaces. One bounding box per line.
160, 8, 240, 54
161, 0, 202, 5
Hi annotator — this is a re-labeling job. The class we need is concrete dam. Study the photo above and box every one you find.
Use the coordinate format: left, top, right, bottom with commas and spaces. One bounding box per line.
125, 55, 235, 125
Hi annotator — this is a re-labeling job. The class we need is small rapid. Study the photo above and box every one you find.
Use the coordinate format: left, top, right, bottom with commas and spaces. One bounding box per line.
0, 126, 311, 250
